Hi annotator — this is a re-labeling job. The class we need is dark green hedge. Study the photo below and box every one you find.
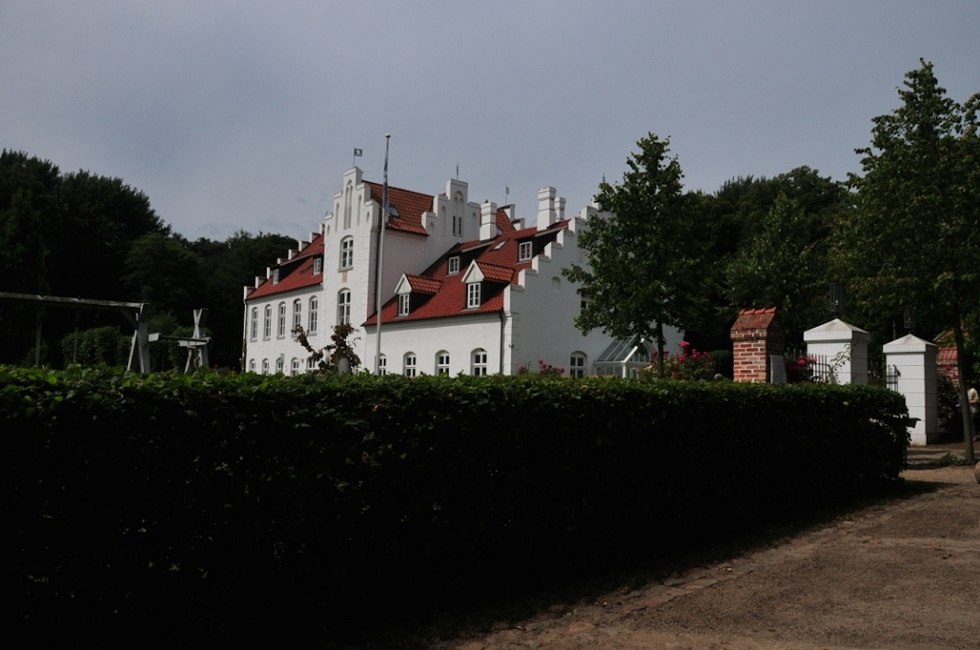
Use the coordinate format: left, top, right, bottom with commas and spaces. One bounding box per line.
2, 365, 910, 642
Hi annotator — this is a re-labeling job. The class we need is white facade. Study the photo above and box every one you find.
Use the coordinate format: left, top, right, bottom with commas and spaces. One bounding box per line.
243, 166, 664, 377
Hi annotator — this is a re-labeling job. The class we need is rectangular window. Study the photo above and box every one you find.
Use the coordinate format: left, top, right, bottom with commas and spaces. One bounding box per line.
250, 307, 258, 340
277, 302, 286, 338
340, 237, 354, 270
471, 349, 488, 376
518, 241, 532, 261
272, 269, 280, 284
404, 353, 417, 378
308, 296, 318, 333
448, 256, 460, 274
398, 293, 410, 316
378, 355, 387, 376
263, 305, 272, 339
436, 352, 450, 375
293, 300, 302, 330
467, 282, 481, 309
570, 353, 586, 378
338, 290, 351, 326
313, 257, 323, 274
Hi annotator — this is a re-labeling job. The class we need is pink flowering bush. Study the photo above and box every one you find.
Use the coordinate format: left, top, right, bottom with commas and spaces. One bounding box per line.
785, 355, 815, 383
517, 360, 565, 376
645, 341, 716, 381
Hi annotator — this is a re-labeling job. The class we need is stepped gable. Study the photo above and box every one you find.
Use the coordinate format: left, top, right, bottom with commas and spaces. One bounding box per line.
364, 220, 569, 326
245, 232, 324, 300
366, 181, 434, 235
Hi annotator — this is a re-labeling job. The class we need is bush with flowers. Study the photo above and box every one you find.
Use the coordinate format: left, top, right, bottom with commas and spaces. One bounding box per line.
644, 340, 716, 381
785, 355, 815, 383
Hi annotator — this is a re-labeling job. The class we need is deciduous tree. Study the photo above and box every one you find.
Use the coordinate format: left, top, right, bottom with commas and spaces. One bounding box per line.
564, 133, 709, 376
836, 59, 980, 461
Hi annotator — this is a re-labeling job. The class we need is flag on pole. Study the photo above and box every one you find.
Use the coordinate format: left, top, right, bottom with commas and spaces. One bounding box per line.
353, 148, 363, 157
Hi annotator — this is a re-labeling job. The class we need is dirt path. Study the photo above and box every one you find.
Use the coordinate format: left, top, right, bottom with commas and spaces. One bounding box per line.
430, 463, 980, 650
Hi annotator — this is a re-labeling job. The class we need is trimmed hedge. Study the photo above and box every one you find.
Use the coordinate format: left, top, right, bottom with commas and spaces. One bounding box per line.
2, 365, 910, 642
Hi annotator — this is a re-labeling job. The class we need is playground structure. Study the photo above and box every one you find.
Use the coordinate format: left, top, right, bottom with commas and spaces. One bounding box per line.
0, 292, 209, 374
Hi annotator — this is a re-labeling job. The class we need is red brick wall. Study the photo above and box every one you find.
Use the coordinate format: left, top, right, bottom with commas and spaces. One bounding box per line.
730, 308, 784, 383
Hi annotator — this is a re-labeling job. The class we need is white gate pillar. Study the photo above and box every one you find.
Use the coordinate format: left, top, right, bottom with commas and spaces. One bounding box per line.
883, 334, 938, 446
803, 318, 871, 384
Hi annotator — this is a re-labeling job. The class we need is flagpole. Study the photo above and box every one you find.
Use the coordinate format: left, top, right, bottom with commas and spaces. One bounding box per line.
374, 134, 390, 375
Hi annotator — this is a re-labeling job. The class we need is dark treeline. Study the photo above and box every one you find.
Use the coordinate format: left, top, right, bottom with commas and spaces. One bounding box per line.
0, 149, 295, 369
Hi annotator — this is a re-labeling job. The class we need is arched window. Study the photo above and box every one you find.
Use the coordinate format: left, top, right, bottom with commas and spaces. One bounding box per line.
403, 352, 417, 378
248, 359, 256, 373
276, 356, 284, 374
290, 358, 299, 376
337, 289, 351, 325
261, 358, 270, 374
292, 299, 302, 331
250, 307, 258, 340
263, 305, 272, 339
377, 354, 387, 376
340, 236, 354, 270
570, 352, 587, 378
308, 296, 319, 333
277, 302, 287, 338
435, 351, 450, 375
471, 348, 488, 376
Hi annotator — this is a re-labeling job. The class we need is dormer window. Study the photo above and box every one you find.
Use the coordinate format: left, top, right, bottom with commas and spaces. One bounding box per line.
448, 256, 460, 274
398, 293, 410, 316
313, 257, 323, 274
518, 241, 532, 261
271, 269, 280, 284
466, 282, 481, 309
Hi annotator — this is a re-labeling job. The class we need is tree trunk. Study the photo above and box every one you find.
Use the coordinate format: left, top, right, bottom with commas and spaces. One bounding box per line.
952, 322, 976, 464
655, 321, 666, 378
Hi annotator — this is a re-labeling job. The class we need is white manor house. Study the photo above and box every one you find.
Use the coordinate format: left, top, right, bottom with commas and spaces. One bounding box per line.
242, 166, 681, 377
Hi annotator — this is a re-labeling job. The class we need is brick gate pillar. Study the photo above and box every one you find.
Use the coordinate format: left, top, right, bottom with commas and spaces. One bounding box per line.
730, 307, 785, 383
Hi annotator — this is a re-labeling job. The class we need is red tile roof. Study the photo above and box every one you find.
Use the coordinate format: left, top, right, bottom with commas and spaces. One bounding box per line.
364, 221, 569, 326
366, 182, 433, 236
404, 275, 442, 295
245, 232, 324, 300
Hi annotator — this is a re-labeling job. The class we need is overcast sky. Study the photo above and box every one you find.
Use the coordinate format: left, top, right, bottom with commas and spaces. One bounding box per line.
2, 1, 978, 242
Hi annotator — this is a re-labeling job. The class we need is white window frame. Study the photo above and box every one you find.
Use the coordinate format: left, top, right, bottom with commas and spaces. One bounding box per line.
277, 302, 287, 338
471, 348, 488, 376
466, 282, 481, 309
398, 293, 410, 316
276, 356, 284, 374
340, 237, 354, 270
250, 307, 258, 340
570, 352, 587, 378
518, 241, 532, 261
261, 358, 270, 375
263, 305, 272, 339
308, 296, 318, 333
377, 354, 387, 376
337, 289, 351, 325
249, 359, 256, 373
448, 256, 460, 274
404, 352, 417, 378
292, 299, 302, 331
271, 268, 280, 284
436, 351, 450, 375
313, 257, 323, 275
290, 358, 299, 376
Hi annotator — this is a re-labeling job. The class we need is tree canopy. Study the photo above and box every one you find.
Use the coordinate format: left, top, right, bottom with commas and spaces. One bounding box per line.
834, 59, 980, 460
563, 133, 710, 375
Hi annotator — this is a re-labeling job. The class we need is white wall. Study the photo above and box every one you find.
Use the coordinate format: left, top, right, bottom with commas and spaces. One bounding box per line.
365, 314, 502, 376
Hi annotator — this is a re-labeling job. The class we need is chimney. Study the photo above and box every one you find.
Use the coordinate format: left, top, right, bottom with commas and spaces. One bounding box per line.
537, 186, 557, 230
480, 201, 498, 240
